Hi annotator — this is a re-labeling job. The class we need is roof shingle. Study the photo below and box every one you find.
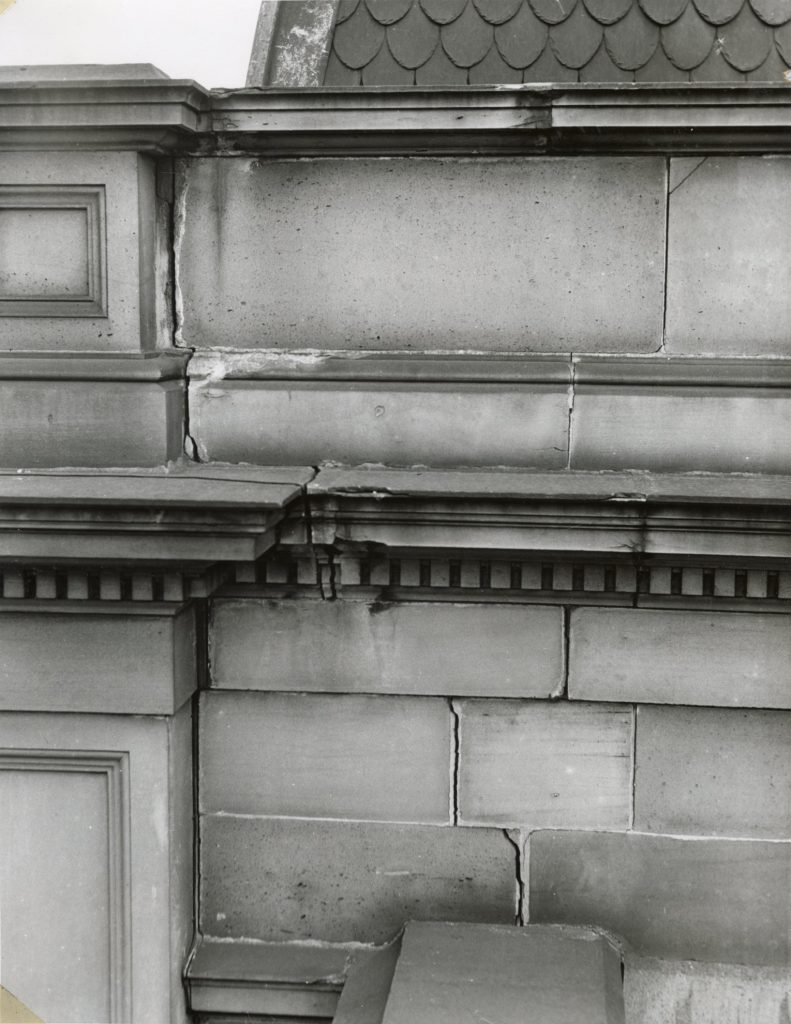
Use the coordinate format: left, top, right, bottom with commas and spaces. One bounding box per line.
323, 0, 791, 85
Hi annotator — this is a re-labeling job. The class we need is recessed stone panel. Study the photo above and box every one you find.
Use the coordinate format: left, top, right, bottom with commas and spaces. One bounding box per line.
458, 699, 632, 829
199, 691, 451, 823
568, 607, 791, 708
179, 156, 665, 353
201, 816, 517, 943
666, 156, 791, 356
634, 705, 791, 838
191, 381, 569, 469
570, 387, 791, 474
210, 598, 565, 698
530, 829, 791, 965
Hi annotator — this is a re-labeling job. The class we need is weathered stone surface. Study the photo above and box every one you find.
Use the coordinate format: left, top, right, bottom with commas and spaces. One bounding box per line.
0, 608, 195, 715
666, 156, 791, 356
624, 955, 791, 1024
568, 607, 791, 708
179, 156, 665, 353
201, 816, 517, 943
199, 691, 451, 823
569, 387, 791, 473
458, 699, 632, 828
0, 380, 183, 467
530, 829, 791, 965
210, 599, 565, 698
190, 380, 569, 469
0, 151, 159, 352
377, 922, 625, 1024
634, 705, 791, 838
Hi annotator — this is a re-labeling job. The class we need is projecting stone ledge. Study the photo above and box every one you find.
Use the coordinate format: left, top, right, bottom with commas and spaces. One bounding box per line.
335, 921, 625, 1024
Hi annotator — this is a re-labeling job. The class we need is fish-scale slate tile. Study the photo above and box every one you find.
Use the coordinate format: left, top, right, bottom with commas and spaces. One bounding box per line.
389, 3, 441, 65
495, 3, 548, 66
661, 6, 715, 69
748, 41, 790, 73
550, 3, 604, 66
530, 0, 578, 23
720, 3, 774, 67
470, 42, 524, 79
420, 0, 467, 22
639, 0, 687, 22
693, 0, 745, 22
362, 40, 416, 82
367, 0, 413, 23
635, 42, 689, 79
584, 0, 632, 24
752, 0, 791, 25
442, 1, 495, 64
580, 42, 634, 78
692, 46, 747, 77
521, 41, 579, 78
337, 0, 361, 23
416, 42, 469, 79
473, 0, 523, 23
333, 1, 385, 67
325, 0, 791, 85
776, 17, 791, 58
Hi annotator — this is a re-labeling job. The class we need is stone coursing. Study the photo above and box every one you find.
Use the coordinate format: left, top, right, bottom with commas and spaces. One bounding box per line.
325, 0, 791, 85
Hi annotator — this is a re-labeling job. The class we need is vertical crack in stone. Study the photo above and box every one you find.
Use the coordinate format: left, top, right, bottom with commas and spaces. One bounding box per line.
504, 829, 524, 926
450, 698, 461, 826
629, 703, 638, 830
552, 606, 570, 700
659, 154, 672, 353
566, 359, 575, 470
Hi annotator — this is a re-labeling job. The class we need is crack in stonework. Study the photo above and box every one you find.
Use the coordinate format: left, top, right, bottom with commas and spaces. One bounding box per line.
504, 829, 524, 926
450, 698, 461, 826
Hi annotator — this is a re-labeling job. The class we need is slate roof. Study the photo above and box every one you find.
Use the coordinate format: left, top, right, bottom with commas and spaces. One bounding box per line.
324, 0, 791, 85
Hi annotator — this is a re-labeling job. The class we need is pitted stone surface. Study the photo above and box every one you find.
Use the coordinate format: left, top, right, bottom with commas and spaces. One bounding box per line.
325, 0, 791, 84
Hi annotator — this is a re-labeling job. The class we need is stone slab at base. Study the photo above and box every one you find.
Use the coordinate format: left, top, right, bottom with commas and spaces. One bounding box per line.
336, 921, 625, 1024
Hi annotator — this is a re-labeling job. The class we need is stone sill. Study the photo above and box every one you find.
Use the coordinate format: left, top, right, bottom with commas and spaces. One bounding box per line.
185, 936, 367, 1020
4, 76, 791, 152
189, 353, 791, 388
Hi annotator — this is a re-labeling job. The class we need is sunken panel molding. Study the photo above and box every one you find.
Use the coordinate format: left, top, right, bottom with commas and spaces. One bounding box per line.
0, 151, 167, 353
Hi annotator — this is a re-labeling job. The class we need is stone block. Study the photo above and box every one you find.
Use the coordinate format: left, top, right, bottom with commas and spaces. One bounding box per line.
634, 705, 791, 838
0, 379, 183, 467
179, 156, 665, 353
199, 691, 451, 823
529, 829, 791, 966
190, 381, 569, 469
624, 956, 791, 1024
376, 922, 624, 1024
666, 156, 791, 356
210, 599, 564, 698
570, 387, 791, 474
0, 152, 159, 352
0, 607, 195, 715
568, 607, 791, 709
200, 816, 517, 943
458, 700, 632, 829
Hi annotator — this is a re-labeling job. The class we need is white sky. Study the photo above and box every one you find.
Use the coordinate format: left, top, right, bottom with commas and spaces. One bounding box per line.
0, 0, 267, 88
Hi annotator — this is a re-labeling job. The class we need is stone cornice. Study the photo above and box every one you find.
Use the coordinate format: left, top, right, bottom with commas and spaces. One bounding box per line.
4, 76, 791, 153
0, 464, 313, 573
0, 77, 210, 151
0, 350, 190, 382
206, 84, 791, 156
304, 469, 791, 565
